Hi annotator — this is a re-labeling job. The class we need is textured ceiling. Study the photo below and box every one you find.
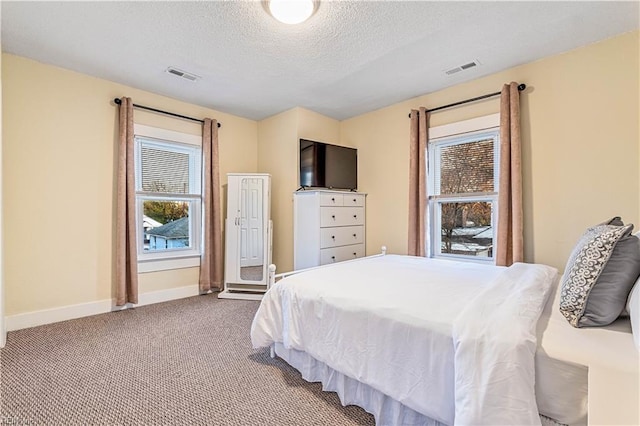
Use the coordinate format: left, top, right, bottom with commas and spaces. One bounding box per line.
2, 1, 638, 121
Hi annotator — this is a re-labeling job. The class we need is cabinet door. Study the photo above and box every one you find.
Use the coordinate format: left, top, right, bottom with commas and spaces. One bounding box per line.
226, 175, 270, 286
239, 178, 264, 268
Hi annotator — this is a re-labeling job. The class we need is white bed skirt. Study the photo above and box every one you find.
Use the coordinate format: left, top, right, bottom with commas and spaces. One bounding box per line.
274, 343, 565, 426
274, 343, 444, 426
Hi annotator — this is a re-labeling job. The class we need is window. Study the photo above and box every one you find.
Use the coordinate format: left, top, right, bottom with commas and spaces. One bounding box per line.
134, 125, 202, 270
428, 114, 499, 262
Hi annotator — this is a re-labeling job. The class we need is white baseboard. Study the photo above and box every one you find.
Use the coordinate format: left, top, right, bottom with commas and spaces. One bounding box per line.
218, 289, 264, 300
6, 284, 201, 332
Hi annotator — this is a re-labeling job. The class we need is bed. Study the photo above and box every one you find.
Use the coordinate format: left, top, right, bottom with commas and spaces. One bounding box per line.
251, 251, 639, 425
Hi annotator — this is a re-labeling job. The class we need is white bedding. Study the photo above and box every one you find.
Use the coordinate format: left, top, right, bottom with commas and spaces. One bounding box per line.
251, 255, 558, 425
452, 262, 557, 425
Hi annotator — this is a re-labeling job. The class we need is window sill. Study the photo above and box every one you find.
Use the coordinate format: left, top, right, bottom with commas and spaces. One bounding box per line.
433, 254, 496, 265
138, 255, 201, 273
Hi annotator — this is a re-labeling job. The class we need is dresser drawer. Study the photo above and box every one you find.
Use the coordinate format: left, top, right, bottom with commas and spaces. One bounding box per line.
320, 206, 364, 227
320, 244, 365, 265
320, 193, 344, 206
343, 193, 365, 207
320, 225, 364, 249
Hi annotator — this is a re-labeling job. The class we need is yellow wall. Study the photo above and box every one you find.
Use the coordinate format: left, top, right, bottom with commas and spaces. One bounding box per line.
342, 31, 640, 271
257, 107, 341, 272
0, 31, 4, 344
3, 30, 638, 318
257, 108, 298, 272
2, 54, 258, 316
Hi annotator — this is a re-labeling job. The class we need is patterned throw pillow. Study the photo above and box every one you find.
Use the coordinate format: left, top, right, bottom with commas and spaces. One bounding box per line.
560, 217, 640, 328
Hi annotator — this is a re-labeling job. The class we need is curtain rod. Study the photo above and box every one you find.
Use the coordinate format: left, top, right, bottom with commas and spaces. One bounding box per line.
113, 98, 221, 128
408, 83, 526, 117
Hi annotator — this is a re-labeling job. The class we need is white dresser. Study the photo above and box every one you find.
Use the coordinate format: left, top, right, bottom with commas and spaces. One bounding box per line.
293, 190, 366, 270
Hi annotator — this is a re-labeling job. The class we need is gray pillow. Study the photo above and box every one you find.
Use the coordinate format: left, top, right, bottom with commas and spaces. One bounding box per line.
559, 217, 640, 328
627, 275, 640, 350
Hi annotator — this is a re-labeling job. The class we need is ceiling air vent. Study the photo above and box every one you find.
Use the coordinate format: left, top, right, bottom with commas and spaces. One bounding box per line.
165, 67, 200, 82
445, 60, 480, 76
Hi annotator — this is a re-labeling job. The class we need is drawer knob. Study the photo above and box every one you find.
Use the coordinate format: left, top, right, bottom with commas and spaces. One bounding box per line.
353, 234, 357, 237
353, 198, 356, 202
332, 215, 336, 219
331, 256, 336, 260
331, 197, 335, 202
353, 252, 357, 256
353, 215, 357, 218
331, 235, 335, 240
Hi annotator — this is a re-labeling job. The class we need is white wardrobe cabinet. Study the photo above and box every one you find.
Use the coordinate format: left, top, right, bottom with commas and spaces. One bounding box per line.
294, 190, 366, 270
219, 173, 272, 300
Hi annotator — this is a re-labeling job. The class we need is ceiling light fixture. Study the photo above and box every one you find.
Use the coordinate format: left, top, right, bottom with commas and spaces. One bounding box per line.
266, 0, 319, 25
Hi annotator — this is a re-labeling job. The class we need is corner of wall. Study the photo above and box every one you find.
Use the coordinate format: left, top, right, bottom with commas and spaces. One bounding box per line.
0, 21, 5, 347
256, 106, 342, 272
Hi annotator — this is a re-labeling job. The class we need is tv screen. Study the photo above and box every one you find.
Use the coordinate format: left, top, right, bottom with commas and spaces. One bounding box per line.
300, 139, 357, 190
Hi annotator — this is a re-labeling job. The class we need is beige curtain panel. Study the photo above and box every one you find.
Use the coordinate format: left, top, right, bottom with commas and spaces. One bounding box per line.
116, 97, 139, 306
199, 118, 224, 292
408, 107, 429, 257
496, 82, 524, 266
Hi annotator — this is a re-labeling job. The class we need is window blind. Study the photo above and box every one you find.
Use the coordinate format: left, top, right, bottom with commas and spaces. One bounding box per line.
141, 145, 190, 194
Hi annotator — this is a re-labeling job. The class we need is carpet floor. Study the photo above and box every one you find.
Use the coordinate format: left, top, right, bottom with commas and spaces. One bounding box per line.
0, 295, 375, 425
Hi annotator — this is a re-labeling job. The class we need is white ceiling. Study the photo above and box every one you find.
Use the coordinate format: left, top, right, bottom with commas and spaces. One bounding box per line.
2, 1, 638, 121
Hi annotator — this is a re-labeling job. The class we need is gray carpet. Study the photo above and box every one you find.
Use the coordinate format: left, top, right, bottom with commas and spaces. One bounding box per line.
0, 295, 375, 425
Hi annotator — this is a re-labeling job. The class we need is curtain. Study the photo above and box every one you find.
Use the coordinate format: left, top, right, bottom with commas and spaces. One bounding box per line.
199, 118, 224, 292
408, 107, 429, 257
116, 97, 138, 305
496, 82, 524, 266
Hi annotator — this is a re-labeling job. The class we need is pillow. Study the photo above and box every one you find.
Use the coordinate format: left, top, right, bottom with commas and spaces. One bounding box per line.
628, 264, 640, 350
559, 217, 640, 328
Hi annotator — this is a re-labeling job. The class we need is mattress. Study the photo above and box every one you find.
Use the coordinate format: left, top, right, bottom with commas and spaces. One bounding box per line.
251, 255, 599, 425
535, 280, 638, 424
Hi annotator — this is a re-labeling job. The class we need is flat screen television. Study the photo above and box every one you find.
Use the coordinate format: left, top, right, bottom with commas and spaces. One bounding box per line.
299, 139, 357, 190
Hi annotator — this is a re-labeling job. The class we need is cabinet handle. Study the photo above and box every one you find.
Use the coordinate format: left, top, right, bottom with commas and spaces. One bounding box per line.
331, 256, 335, 260
353, 198, 357, 203
353, 252, 357, 256
353, 234, 357, 238
331, 197, 335, 202
332, 215, 336, 219
353, 215, 357, 218
331, 235, 335, 240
